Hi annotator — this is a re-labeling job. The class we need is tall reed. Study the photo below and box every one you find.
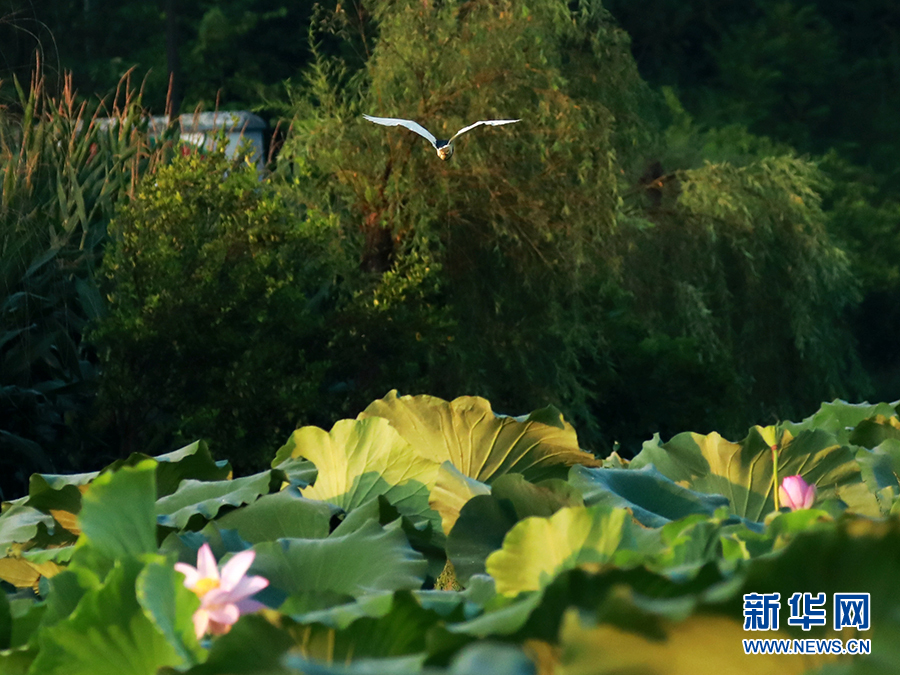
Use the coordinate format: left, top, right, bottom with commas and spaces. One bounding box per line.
0, 60, 177, 499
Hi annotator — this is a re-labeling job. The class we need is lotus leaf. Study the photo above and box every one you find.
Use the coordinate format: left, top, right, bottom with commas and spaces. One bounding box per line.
155, 470, 281, 529
29, 558, 187, 675
360, 391, 600, 481
275, 417, 440, 529
568, 464, 729, 527
485, 504, 656, 596
250, 520, 427, 598
631, 428, 861, 521
78, 460, 158, 561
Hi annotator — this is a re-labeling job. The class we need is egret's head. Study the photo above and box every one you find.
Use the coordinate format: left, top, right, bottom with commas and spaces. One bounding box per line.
436, 142, 453, 161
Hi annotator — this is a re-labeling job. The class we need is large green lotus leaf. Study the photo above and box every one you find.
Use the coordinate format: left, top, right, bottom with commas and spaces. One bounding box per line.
631, 428, 860, 521
568, 464, 730, 527
446, 591, 545, 638
442, 642, 537, 675
850, 415, 900, 449
446, 495, 519, 584
272, 457, 318, 488
136, 558, 204, 666
414, 575, 498, 621
856, 441, 900, 514
783, 400, 897, 443
149, 441, 232, 497
485, 504, 658, 596
325, 495, 439, 584
25, 476, 83, 525
492, 474, 584, 517
0, 646, 33, 675
102, 443, 232, 497
0, 502, 54, 555
155, 470, 280, 529
21, 544, 75, 566
26, 472, 99, 490
4, 594, 45, 650
29, 558, 186, 675
361, 391, 597, 535
330, 495, 394, 536
644, 514, 732, 576
285, 592, 395, 629
38, 566, 100, 630
180, 614, 294, 675
360, 391, 600, 481
286, 592, 444, 665
716, 508, 835, 565
78, 460, 158, 561
163, 521, 254, 569
216, 487, 339, 542
446, 474, 583, 583
275, 417, 440, 526
557, 608, 818, 675
23, 443, 231, 544
250, 520, 426, 598
34, 441, 231, 499
284, 642, 536, 675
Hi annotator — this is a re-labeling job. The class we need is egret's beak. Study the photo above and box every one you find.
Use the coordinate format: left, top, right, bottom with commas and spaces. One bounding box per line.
437, 144, 454, 161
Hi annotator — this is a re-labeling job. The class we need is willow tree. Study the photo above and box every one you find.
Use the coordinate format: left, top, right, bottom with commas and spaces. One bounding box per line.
280, 0, 657, 437
281, 0, 864, 451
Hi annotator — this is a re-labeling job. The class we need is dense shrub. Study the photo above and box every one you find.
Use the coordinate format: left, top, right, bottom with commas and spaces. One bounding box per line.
92, 150, 346, 471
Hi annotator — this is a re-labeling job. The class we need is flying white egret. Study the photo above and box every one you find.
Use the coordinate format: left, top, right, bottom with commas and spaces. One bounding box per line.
363, 114, 520, 160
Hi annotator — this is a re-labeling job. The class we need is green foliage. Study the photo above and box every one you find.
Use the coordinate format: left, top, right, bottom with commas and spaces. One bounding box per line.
280, 0, 865, 454
3, 394, 900, 673
610, 98, 867, 441
92, 148, 344, 470
603, 0, 900, 412
281, 0, 658, 443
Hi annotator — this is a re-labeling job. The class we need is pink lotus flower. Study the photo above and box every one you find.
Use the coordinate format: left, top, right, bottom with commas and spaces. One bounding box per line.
174, 543, 269, 638
778, 475, 816, 511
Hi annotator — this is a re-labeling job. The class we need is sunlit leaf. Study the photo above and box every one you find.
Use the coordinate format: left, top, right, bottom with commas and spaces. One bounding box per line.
279, 417, 440, 523
485, 504, 657, 596
631, 429, 860, 521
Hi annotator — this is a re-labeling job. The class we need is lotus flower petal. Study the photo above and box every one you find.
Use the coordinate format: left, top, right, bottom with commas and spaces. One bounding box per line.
779, 475, 816, 511
175, 543, 269, 638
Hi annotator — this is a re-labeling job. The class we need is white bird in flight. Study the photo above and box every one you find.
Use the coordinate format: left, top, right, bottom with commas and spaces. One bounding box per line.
363, 114, 520, 160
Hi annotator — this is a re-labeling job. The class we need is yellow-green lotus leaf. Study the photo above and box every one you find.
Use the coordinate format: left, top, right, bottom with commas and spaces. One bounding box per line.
430, 462, 491, 535
361, 391, 600, 481
277, 417, 440, 525
361, 391, 600, 534
632, 428, 861, 521
485, 504, 653, 596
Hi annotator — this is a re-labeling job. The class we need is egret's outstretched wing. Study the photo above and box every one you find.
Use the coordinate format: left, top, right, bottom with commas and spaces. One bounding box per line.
448, 119, 520, 143
363, 115, 438, 148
